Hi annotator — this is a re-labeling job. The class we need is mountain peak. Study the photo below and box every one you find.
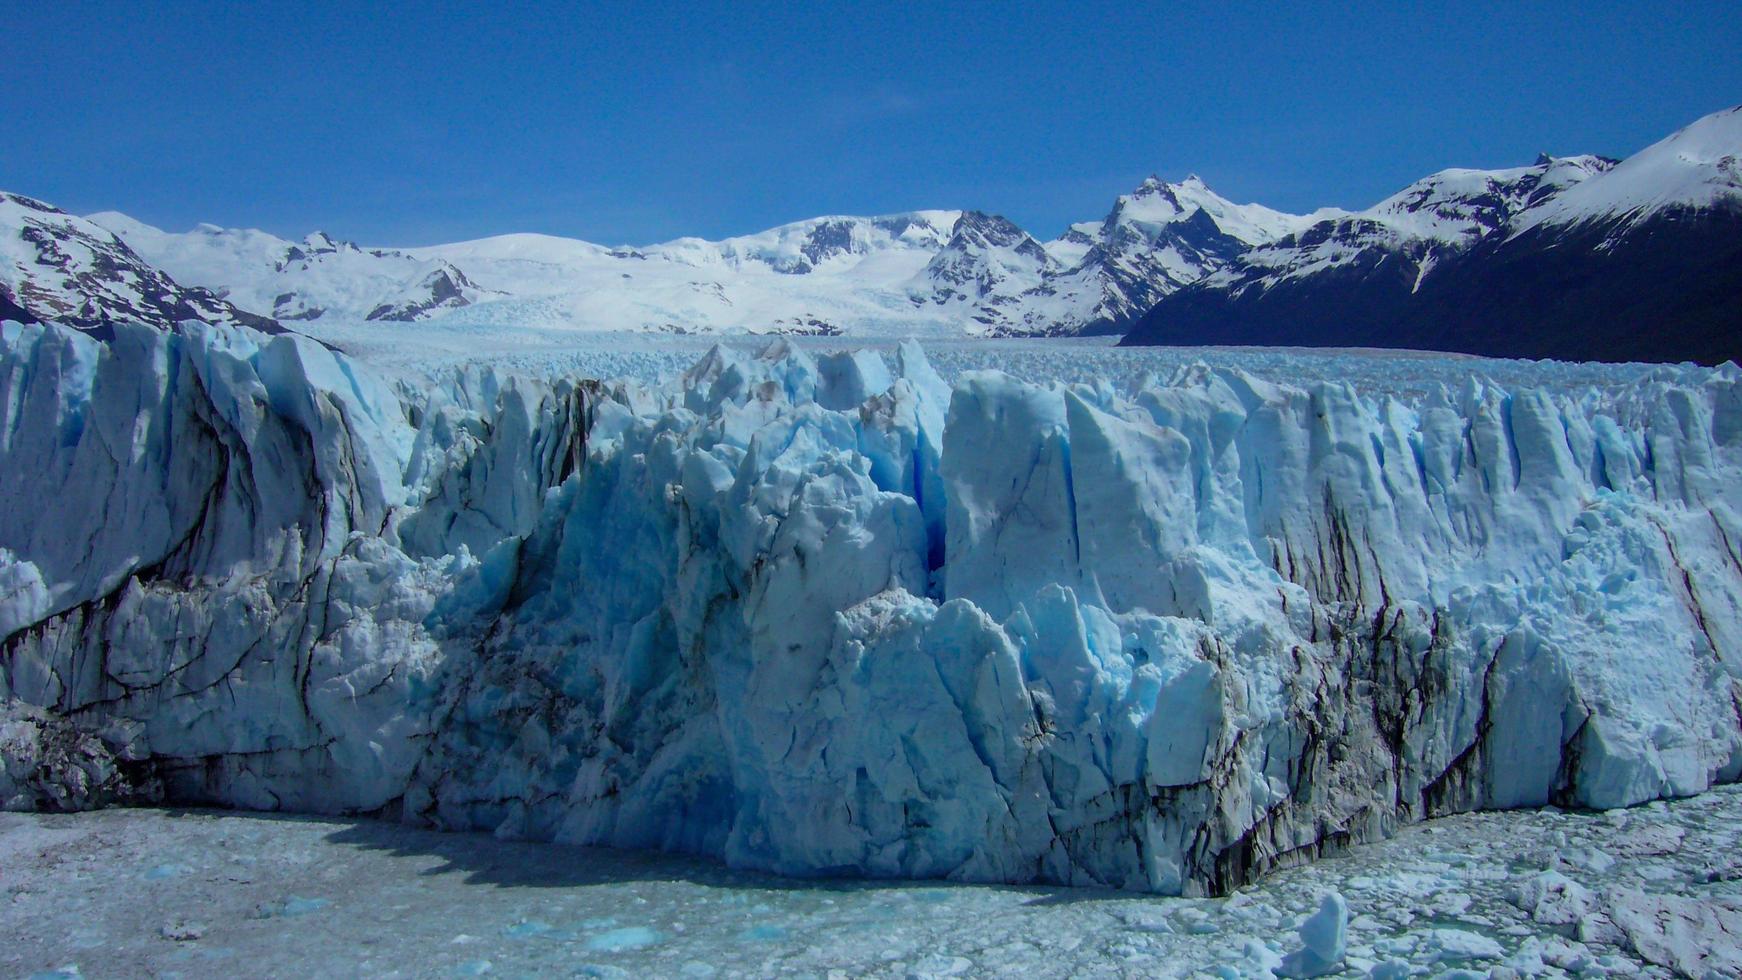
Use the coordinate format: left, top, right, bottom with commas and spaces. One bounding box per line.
948, 210, 1036, 248
1094, 173, 1306, 249
918, 210, 1055, 303
1, 191, 282, 336
1511, 102, 1742, 236
1, 192, 63, 215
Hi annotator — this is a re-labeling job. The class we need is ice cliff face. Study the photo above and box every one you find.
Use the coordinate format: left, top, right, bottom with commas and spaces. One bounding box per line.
3, 320, 1740, 894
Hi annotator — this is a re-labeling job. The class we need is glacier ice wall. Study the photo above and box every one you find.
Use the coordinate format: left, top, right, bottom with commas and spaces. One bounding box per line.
3, 319, 1740, 894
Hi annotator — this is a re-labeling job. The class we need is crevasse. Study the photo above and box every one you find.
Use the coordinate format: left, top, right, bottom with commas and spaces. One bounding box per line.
2, 319, 1739, 895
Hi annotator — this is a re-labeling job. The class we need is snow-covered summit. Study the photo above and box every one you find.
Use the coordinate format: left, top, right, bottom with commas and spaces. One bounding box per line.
74, 178, 1321, 338
1196, 153, 1616, 294
2, 193, 279, 336
403, 212, 972, 337
85, 212, 487, 322
1049, 176, 1322, 268
915, 210, 1058, 305
1002, 176, 1325, 336
1512, 103, 1742, 235
641, 210, 962, 275
1113, 174, 1317, 246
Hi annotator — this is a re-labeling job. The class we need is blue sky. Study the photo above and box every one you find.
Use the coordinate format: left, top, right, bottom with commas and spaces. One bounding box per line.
8, 2, 1740, 246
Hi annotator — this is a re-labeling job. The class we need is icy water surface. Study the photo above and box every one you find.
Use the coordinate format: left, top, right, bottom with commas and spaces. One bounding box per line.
4, 787, 1739, 978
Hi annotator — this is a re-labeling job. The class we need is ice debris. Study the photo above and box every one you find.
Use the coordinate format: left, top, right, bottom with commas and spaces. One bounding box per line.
1278, 892, 1347, 978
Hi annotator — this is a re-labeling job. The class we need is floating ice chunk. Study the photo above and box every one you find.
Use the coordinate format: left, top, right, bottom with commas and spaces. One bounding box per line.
1300, 893, 1350, 960
1553, 844, 1615, 875
1509, 870, 1595, 925
1278, 892, 1348, 978
584, 926, 665, 952
499, 918, 544, 939
907, 955, 974, 977
1241, 938, 1283, 975
1420, 928, 1504, 963
1603, 888, 1742, 977
250, 895, 330, 919
157, 919, 205, 941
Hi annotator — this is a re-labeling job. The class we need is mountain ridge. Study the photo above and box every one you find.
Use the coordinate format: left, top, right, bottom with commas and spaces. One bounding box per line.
1122, 104, 1742, 365
62, 180, 1305, 339
0, 192, 283, 338
6, 104, 1738, 356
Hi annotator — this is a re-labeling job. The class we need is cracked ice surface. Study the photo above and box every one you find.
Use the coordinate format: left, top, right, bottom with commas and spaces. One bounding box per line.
2, 787, 1740, 978
3, 318, 1742, 897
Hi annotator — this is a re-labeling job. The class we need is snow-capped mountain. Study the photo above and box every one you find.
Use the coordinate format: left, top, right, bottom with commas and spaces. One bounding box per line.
912, 210, 1059, 326
85, 213, 488, 323
1181, 154, 1615, 300
411, 211, 967, 336
1014, 176, 1332, 336
69, 180, 1319, 339
0, 193, 281, 337
10, 104, 1736, 354
1511, 103, 1742, 236
1124, 104, 1742, 364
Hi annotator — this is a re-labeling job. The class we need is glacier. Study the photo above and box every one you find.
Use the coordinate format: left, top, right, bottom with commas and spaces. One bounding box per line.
2, 318, 1740, 895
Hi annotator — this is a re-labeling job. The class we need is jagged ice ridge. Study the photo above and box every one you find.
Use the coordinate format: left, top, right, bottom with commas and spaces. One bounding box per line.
2, 320, 1740, 894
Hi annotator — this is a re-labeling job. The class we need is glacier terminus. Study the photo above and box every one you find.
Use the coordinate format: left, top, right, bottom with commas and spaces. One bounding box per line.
4, 319, 1739, 898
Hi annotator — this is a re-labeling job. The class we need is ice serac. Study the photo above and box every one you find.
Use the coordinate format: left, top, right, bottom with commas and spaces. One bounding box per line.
4, 320, 1742, 894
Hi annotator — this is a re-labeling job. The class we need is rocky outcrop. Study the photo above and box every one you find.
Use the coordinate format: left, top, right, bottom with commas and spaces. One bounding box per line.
1, 193, 282, 337
365, 264, 480, 321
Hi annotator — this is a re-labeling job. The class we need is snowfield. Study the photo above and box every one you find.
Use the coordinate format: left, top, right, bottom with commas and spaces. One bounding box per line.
291, 315, 1693, 399
3, 318, 1741, 910
3, 786, 1739, 978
